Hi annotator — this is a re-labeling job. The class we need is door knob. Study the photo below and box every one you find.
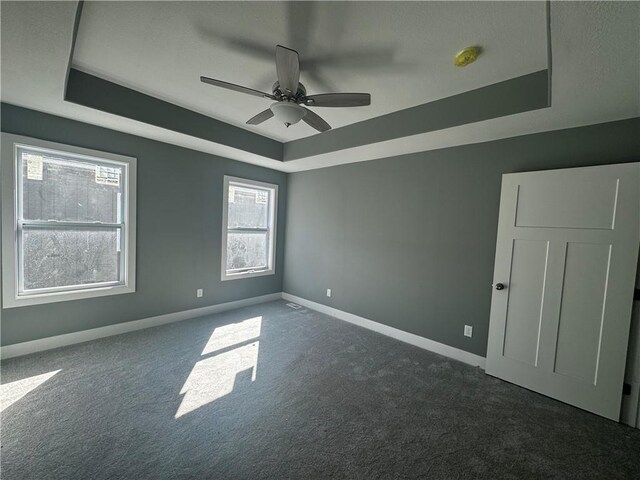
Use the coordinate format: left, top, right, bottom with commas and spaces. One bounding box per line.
495, 283, 505, 290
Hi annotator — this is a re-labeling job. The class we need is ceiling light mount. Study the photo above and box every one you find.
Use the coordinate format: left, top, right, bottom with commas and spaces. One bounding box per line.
454, 46, 481, 67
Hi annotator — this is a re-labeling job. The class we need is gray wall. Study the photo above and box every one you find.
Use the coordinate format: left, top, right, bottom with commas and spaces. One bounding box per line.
283, 118, 640, 357
0, 103, 287, 346
2, 104, 638, 357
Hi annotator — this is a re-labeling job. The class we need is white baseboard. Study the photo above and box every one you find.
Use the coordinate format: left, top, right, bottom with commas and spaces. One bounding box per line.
1, 293, 282, 360
281, 292, 486, 369
3, 291, 486, 369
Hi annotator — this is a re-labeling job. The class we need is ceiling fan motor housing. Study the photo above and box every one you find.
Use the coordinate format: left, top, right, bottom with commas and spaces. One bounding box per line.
272, 81, 307, 101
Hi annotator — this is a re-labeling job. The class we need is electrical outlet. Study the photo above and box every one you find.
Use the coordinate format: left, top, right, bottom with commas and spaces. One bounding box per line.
464, 325, 473, 338
196, 288, 203, 298
326, 288, 332, 297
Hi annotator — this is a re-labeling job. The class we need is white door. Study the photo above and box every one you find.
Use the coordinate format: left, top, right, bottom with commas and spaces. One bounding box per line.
486, 163, 640, 420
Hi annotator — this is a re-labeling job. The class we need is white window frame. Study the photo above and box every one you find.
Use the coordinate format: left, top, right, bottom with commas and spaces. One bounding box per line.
221, 175, 278, 281
1, 133, 137, 308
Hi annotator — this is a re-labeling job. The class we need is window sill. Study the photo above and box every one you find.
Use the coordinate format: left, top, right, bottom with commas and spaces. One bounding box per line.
2, 283, 135, 309
221, 269, 275, 282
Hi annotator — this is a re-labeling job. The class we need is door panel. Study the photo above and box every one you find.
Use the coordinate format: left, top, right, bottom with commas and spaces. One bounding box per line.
503, 239, 548, 366
554, 242, 611, 383
486, 163, 639, 421
514, 172, 619, 229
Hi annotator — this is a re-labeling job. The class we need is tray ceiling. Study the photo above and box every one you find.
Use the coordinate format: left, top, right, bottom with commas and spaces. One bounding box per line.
72, 1, 548, 142
1, 1, 638, 172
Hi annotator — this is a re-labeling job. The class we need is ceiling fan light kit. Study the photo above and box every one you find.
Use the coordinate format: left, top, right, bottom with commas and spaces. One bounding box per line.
201, 45, 371, 133
271, 102, 306, 127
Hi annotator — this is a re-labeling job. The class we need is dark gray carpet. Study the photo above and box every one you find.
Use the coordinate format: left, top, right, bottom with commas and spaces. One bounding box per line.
2, 300, 639, 479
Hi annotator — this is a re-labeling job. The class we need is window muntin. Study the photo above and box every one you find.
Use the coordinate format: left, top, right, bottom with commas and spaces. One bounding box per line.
222, 177, 277, 280
1, 134, 136, 307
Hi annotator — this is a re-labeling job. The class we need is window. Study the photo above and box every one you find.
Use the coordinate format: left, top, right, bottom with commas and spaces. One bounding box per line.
1, 134, 136, 307
221, 176, 277, 281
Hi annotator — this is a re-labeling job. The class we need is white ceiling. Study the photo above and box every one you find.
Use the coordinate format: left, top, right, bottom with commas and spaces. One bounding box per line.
1, 1, 638, 172
72, 1, 548, 142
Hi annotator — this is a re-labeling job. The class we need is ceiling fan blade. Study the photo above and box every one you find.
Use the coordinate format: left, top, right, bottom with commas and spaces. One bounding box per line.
195, 25, 273, 61
301, 107, 331, 132
304, 67, 338, 92
246, 108, 274, 125
200, 76, 275, 99
275, 45, 300, 95
303, 93, 371, 107
306, 47, 399, 70
287, 1, 316, 55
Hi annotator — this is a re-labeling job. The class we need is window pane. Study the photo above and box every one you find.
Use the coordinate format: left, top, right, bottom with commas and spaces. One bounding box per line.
227, 185, 269, 229
22, 227, 121, 291
226, 231, 268, 271
20, 147, 123, 223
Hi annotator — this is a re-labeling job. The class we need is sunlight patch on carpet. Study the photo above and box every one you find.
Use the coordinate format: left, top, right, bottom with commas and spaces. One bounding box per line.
201, 316, 262, 355
1, 370, 61, 412
176, 316, 262, 418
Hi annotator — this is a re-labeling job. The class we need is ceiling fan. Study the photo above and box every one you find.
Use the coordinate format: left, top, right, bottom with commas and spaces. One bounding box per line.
200, 45, 371, 133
